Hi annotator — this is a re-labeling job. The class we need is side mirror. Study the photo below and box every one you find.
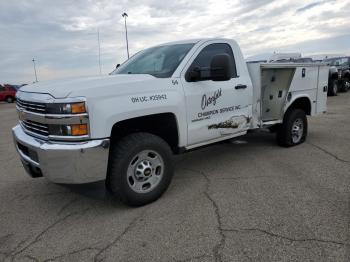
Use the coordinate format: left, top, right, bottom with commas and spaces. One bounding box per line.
186, 66, 201, 82
116, 64, 120, 69
210, 54, 231, 81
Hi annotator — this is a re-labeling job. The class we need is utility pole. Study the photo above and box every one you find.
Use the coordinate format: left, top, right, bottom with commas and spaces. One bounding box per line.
32, 58, 38, 82
122, 12, 130, 59
98, 29, 102, 75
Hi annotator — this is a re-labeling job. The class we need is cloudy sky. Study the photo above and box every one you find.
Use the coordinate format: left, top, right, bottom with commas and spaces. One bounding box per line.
1, 0, 350, 84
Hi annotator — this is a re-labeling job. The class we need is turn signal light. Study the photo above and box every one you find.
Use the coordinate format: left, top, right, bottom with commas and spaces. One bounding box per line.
71, 124, 88, 136
71, 102, 86, 114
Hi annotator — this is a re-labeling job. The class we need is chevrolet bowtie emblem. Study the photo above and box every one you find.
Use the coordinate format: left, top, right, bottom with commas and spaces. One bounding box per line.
18, 109, 26, 121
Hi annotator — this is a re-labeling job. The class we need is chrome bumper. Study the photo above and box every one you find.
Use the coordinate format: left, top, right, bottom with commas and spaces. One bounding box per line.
12, 125, 110, 184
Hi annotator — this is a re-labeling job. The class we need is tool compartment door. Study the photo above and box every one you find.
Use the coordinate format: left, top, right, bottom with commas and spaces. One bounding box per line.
316, 66, 328, 114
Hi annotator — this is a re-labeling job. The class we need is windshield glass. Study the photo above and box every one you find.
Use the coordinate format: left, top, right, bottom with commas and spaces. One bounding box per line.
324, 57, 348, 66
112, 43, 195, 78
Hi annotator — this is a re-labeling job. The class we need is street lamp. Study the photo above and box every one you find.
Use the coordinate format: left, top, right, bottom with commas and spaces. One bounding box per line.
122, 12, 130, 59
98, 29, 102, 75
32, 58, 38, 82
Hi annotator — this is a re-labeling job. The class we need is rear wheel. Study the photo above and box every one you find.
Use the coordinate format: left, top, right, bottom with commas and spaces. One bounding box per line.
328, 79, 338, 96
6, 96, 14, 103
342, 77, 350, 92
107, 132, 174, 206
276, 109, 307, 147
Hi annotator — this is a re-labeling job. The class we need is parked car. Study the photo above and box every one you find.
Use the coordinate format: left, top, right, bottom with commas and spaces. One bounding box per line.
268, 53, 301, 62
13, 38, 328, 206
11, 84, 27, 91
246, 52, 302, 63
0, 84, 17, 103
272, 57, 314, 63
323, 57, 350, 95
293, 58, 314, 63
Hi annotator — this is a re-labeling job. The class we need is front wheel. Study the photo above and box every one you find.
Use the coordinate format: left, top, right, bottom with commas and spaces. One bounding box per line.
107, 132, 174, 206
276, 109, 308, 147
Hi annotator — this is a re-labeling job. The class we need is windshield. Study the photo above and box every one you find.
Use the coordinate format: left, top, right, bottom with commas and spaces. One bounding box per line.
112, 43, 195, 78
324, 57, 349, 66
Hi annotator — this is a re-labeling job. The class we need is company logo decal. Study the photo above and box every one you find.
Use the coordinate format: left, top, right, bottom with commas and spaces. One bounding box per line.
201, 88, 222, 110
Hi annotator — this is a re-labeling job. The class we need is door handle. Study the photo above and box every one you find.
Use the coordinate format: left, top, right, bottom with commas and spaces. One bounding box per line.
235, 84, 247, 90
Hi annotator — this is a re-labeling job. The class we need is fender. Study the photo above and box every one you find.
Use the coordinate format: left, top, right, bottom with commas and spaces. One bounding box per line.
88, 90, 188, 147
284, 93, 312, 116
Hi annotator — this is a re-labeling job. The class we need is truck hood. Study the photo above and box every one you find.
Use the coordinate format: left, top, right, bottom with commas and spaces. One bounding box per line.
20, 74, 159, 99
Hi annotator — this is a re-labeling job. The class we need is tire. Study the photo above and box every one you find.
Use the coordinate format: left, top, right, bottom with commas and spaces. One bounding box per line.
342, 77, 350, 92
106, 132, 174, 206
276, 109, 307, 147
328, 80, 338, 96
6, 96, 14, 103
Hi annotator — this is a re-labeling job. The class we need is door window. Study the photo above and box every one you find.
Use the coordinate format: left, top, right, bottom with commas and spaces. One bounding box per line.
187, 43, 237, 80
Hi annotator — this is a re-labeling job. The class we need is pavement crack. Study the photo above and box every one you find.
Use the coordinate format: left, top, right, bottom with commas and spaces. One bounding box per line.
93, 211, 145, 262
175, 254, 212, 262
10, 208, 90, 260
57, 197, 79, 216
0, 251, 10, 258
222, 228, 346, 246
43, 247, 101, 262
307, 142, 349, 164
2, 237, 30, 260
11, 191, 70, 202
199, 170, 225, 262
23, 255, 39, 262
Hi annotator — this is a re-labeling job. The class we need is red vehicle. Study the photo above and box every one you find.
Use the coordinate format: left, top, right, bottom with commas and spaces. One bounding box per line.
0, 84, 17, 103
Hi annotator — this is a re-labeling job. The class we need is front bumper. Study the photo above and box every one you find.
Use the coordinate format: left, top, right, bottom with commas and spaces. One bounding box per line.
12, 125, 110, 184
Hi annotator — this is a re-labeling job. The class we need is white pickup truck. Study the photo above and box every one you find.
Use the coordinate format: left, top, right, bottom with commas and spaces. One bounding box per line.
13, 38, 328, 206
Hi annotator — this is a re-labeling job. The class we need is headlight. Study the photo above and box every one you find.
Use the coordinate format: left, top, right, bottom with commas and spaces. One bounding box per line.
46, 101, 89, 138
46, 102, 86, 114
49, 124, 88, 136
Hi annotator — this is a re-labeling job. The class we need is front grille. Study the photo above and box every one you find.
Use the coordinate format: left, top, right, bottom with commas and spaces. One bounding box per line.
20, 120, 49, 137
16, 98, 46, 114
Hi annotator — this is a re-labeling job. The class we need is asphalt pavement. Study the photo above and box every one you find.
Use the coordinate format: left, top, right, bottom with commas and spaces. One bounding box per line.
0, 93, 349, 262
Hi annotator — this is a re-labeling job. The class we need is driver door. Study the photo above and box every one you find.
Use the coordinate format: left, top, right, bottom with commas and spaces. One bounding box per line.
181, 42, 252, 146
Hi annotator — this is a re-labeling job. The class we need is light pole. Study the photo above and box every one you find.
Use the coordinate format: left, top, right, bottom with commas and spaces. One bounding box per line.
32, 58, 38, 82
98, 29, 102, 75
122, 12, 130, 59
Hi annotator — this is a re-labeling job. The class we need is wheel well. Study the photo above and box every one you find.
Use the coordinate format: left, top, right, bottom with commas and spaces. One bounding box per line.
288, 97, 311, 115
329, 73, 338, 80
110, 113, 179, 153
